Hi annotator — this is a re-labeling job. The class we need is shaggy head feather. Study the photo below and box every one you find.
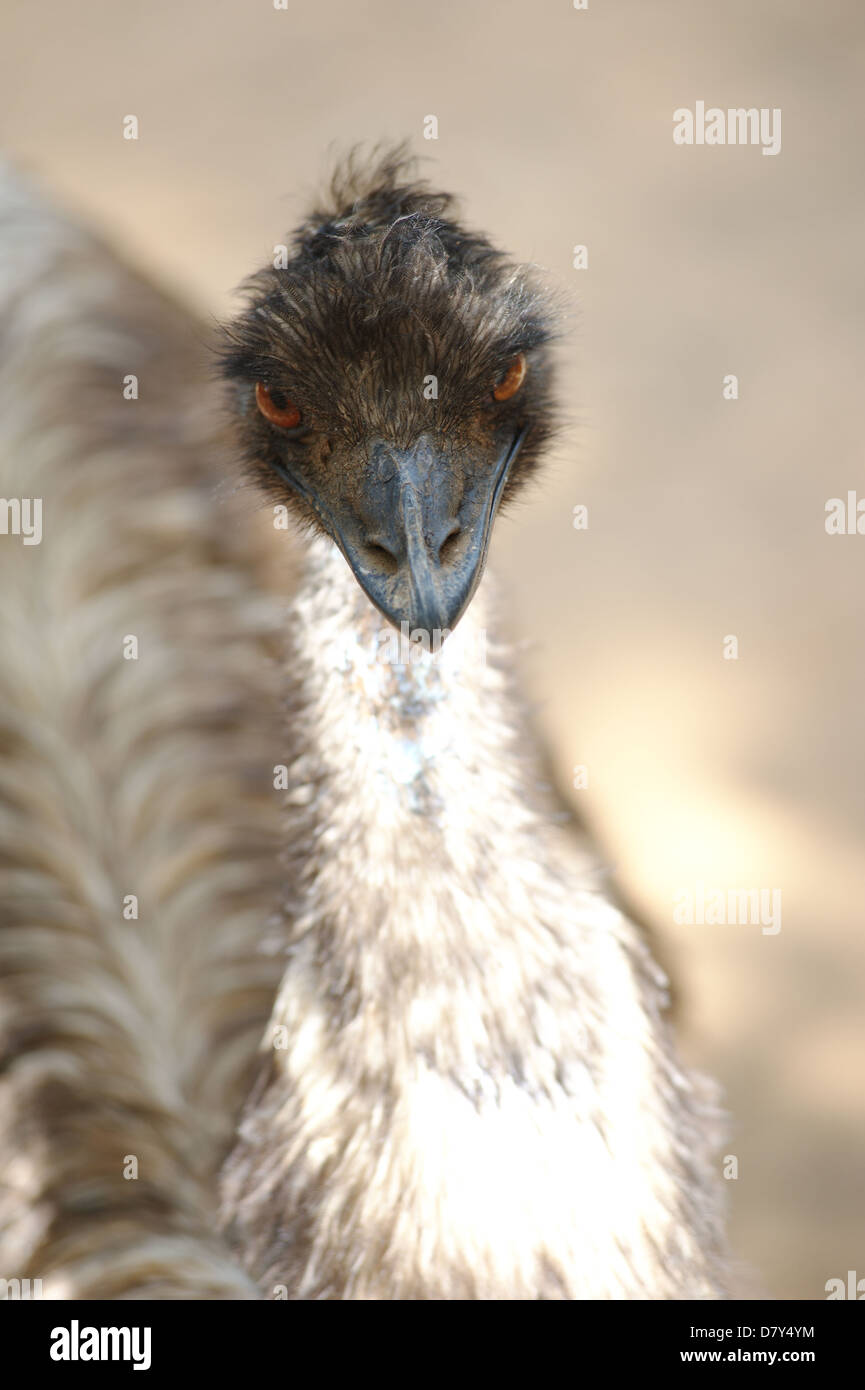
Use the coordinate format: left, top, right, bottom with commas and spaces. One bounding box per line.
218, 148, 561, 636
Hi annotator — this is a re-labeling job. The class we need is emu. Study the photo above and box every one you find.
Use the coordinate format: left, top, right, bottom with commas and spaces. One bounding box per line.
0, 152, 728, 1300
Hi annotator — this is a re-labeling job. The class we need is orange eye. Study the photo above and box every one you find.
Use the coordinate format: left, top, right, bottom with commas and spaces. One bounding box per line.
255, 382, 302, 429
492, 353, 527, 402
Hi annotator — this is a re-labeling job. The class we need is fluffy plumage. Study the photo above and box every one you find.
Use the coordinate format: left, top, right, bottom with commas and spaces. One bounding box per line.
219, 542, 728, 1297
0, 150, 729, 1301
217, 151, 729, 1298
0, 165, 286, 1297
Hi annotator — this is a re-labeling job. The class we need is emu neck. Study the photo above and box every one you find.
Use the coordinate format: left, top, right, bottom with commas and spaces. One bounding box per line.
276, 536, 585, 1050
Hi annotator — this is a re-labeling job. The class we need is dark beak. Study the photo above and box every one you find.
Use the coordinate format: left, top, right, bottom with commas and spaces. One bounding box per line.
324, 429, 526, 638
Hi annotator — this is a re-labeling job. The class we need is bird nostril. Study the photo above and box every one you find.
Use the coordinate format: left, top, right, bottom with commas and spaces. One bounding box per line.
437, 524, 461, 565
365, 540, 399, 575
364, 524, 460, 574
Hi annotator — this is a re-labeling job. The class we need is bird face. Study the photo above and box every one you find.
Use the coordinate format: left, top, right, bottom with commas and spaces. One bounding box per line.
245, 352, 539, 638
221, 169, 557, 638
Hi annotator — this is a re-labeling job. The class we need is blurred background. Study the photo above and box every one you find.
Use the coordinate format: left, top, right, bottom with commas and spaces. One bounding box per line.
2, 0, 863, 1299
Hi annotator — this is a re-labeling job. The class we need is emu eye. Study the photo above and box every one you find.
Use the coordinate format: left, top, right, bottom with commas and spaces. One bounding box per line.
255, 382, 302, 429
492, 353, 528, 402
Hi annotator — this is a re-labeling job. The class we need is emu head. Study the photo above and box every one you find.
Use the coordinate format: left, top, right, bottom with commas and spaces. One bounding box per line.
220, 151, 557, 637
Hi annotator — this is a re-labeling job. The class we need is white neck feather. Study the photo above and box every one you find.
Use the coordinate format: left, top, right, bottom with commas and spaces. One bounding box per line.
220, 535, 727, 1300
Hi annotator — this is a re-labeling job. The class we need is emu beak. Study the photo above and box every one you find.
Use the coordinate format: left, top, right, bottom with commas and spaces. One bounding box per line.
331, 429, 526, 639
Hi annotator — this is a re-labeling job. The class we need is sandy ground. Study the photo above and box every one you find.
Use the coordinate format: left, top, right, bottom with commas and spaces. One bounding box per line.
2, 0, 864, 1299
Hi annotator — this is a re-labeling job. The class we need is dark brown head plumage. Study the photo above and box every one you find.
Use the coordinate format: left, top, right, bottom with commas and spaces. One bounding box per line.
219, 147, 560, 636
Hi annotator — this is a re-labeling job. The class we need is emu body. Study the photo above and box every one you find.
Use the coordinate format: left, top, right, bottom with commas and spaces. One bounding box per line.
0, 154, 728, 1300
